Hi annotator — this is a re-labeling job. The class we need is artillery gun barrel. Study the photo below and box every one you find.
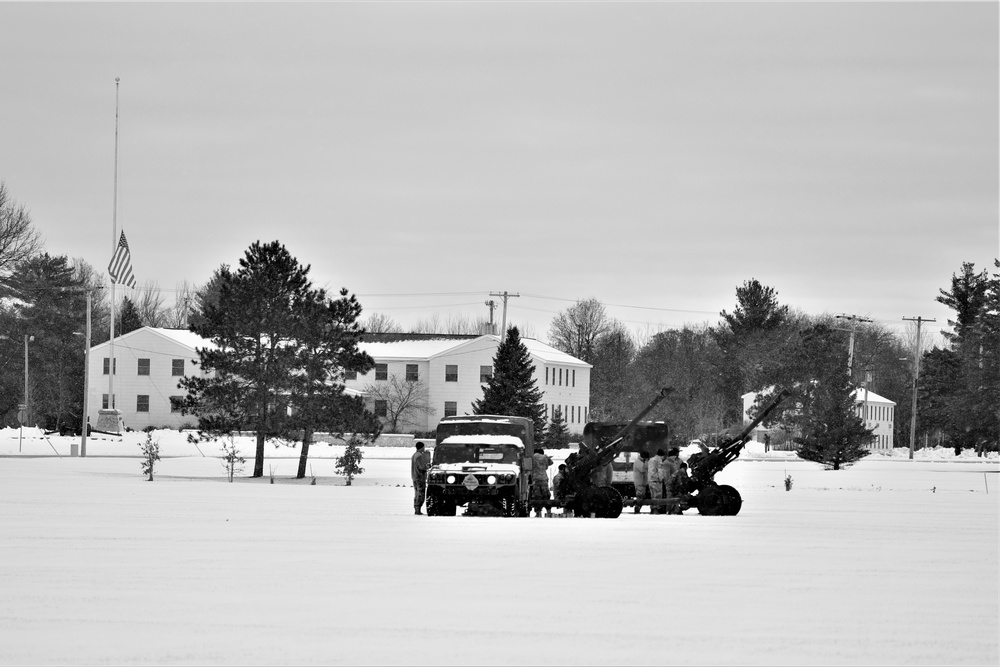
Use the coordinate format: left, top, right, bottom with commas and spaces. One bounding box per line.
571, 387, 673, 481
689, 387, 791, 487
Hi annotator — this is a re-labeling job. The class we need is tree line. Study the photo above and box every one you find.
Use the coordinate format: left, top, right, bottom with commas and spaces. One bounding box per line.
547, 267, 999, 456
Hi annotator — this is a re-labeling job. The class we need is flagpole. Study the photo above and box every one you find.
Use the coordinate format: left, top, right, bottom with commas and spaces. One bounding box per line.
109, 77, 118, 413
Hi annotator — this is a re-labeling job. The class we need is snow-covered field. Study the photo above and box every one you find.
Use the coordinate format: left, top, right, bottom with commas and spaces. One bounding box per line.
1, 428, 997, 665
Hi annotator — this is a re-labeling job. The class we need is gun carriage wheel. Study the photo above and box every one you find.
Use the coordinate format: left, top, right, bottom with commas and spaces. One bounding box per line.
718, 484, 742, 516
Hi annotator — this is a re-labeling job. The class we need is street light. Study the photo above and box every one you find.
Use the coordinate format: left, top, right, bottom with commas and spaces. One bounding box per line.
23, 334, 34, 425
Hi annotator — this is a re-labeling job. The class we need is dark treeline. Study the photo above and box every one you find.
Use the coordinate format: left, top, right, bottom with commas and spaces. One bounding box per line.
551, 266, 999, 456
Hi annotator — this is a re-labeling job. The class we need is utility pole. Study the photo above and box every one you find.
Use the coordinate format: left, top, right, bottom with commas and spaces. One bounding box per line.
903, 316, 935, 460
489, 291, 520, 343
484, 299, 497, 335
835, 313, 872, 377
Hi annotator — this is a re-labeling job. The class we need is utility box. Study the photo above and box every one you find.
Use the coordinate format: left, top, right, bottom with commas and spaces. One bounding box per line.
70, 444, 79, 457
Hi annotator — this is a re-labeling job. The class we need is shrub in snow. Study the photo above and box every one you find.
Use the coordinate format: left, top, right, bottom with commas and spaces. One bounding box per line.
335, 435, 365, 486
784, 473, 793, 491
219, 437, 245, 483
139, 433, 160, 481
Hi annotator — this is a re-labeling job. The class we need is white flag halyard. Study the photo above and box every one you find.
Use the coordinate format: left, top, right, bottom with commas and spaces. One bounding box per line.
108, 230, 137, 288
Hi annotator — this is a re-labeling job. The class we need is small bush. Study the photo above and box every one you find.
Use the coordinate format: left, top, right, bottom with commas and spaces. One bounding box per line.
784, 473, 793, 491
335, 435, 365, 486
139, 433, 160, 481
219, 437, 245, 483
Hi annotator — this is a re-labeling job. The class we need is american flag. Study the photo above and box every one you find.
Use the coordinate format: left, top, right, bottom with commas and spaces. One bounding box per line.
107, 231, 137, 288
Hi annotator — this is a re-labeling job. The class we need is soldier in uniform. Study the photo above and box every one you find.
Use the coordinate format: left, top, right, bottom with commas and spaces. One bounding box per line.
411, 442, 431, 515
530, 447, 553, 516
647, 449, 665, 514
632, 450, 650, 513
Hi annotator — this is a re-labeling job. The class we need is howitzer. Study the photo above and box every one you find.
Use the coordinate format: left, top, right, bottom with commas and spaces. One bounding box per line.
562, 386, 673, 518
680, 387, 792, 515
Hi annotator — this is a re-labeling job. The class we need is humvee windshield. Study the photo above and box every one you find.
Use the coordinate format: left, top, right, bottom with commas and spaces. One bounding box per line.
433, 443, 522, 465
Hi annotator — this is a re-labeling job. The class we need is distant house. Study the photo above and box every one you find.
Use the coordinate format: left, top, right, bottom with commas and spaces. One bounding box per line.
88, 328, 590, 435
87, 327, 210, 431
741, 387, 896, 451
344, 333, 591, 433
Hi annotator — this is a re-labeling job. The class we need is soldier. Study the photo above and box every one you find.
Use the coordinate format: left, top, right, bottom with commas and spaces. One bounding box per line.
411, 442, 431, 515
530, 447, 553, 516
552, 463, 568, 502
668, 461, 690, 509
632, 450, 650, 514
647, 448, 665, 514
662, 447, 682, 514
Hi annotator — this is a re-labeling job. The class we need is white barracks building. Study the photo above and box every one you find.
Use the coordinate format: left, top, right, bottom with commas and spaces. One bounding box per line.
87, 328, 590, 434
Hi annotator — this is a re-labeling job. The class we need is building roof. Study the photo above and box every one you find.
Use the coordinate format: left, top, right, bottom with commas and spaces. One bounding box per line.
359, 334, 590, 367
852, 388, 895, 405
90, 327, 215, 352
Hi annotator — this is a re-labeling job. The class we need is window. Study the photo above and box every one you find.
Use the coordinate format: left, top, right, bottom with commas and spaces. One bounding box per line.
545, 367, 549, 385
480, 365, 492, 383
572, 369, 576, 387
444, 401, 458, 417
171, 359, 185, 376
344, 370, 358, 380
137, 358, 150, 376
102, 358, 116, 375
375, 364, 388, 381
445, 365, 458, 382
374, 400, 387, 417
406, 364, 419, 382
102, 394, 113, 409
559, 368, 563, 386
137, 395, 149, 413
169, 396, 183, 413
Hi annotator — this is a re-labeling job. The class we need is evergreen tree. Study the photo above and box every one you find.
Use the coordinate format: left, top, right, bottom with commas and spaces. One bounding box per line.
287, 285, 379, 479
1, 254, 89, 430
117, 297, 143, 334
335, 434, 366, 485
472, 326, 546, 437
794, 366, 874, 470
180, 241, 311, 478
542, 405, 571, 449
921, 260, 999, 454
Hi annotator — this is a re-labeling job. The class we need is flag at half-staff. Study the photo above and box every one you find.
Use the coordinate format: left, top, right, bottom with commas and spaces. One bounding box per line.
108, 230, 137, 288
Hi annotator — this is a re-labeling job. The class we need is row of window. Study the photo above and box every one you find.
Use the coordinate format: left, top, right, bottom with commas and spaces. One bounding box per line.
546, 404, 587, 424
101, 395, 184, 413
351, 364, 494, 383
859, 404, 893, 422
103, 358, 186, 377
372, 401, 459, 418
545, 367, 576, 387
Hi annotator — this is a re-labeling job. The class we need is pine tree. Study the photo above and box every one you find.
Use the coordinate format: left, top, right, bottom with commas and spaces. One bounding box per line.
180, 241, 311, 478
472, 326, 546, 437
795, 367, 874, 470
287, 285, 379, 479
542, 405, 571, 449
117, 297, 143, 334
335, 435, 366, 486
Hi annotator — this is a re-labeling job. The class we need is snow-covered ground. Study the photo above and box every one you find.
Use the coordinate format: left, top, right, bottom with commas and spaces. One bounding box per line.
1, 428, 997, 665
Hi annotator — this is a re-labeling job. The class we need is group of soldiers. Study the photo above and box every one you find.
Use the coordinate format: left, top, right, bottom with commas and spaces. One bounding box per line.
631, 447, 690, 514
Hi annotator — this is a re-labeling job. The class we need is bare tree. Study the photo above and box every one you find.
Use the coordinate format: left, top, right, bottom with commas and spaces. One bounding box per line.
70, 258, 111, 344
547, 297, 611, 363
0, 182, 43, 277
162, 280, 197, 329
363, 374, 434, 433
362, 312, 403, 334
134, 281, 167, 327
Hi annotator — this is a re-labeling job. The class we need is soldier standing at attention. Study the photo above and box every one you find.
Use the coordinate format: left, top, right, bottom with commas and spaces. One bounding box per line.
661, 447, 682, 514
647, 449, 665, 514
411, 442, 431, 515
632, 450, 650, 514
530, 447, 554, 516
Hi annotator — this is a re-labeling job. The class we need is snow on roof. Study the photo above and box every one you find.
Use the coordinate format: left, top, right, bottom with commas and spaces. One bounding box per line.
852, 388, 895, 405
360, 337, 474, 360
90, 327, 215, 352
440, 434, 524, 446
360, 334, 589, 366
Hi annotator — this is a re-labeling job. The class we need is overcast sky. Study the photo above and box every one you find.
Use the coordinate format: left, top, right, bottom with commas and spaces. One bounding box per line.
1, 2, 996, 342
